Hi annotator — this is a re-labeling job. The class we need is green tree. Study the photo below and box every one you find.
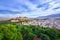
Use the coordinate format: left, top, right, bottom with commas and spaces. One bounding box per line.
40, 33, 50, 40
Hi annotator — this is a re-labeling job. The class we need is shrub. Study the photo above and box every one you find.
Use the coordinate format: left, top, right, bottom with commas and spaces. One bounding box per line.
45, 28, 58, 40
40, 33, 50, 40
0, 33, 4, 40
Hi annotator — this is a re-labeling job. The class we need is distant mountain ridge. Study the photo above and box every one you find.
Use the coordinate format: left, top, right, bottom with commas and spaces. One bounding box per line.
0, 17, 10, 21
38, 14, 60, 19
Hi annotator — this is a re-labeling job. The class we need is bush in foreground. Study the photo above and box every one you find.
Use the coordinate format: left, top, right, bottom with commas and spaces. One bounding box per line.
0, 23, 60, 40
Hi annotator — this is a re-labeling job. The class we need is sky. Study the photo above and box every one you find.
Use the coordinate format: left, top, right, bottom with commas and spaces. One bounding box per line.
0, 0, 60, 18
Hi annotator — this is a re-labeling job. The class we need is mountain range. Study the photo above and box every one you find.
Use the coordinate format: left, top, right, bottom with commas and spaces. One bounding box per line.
38, 14, 60, 19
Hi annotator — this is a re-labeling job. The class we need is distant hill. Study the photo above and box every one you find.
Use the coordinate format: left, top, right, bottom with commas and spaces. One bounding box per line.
38, 14, 60, 19
0, 17, 10, 21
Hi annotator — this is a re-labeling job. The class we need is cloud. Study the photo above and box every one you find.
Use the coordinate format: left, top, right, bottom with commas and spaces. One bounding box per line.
0, 0, 60, 18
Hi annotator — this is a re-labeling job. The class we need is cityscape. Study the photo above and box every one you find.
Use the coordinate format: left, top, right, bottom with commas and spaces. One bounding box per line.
0, 0, 60, 40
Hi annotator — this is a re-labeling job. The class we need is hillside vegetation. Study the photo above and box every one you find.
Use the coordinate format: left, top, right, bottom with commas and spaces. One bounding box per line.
0, 22, 60, 40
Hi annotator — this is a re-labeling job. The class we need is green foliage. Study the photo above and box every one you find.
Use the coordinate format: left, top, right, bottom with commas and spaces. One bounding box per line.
0, 22, 60, 40
45, 28, 58, 40
0, 33, 4, 40
0, 23, 23, 40
40, 33, 50, 40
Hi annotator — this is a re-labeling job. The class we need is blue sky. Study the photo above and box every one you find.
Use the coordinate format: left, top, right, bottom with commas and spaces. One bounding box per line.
0, 0, 60, 18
